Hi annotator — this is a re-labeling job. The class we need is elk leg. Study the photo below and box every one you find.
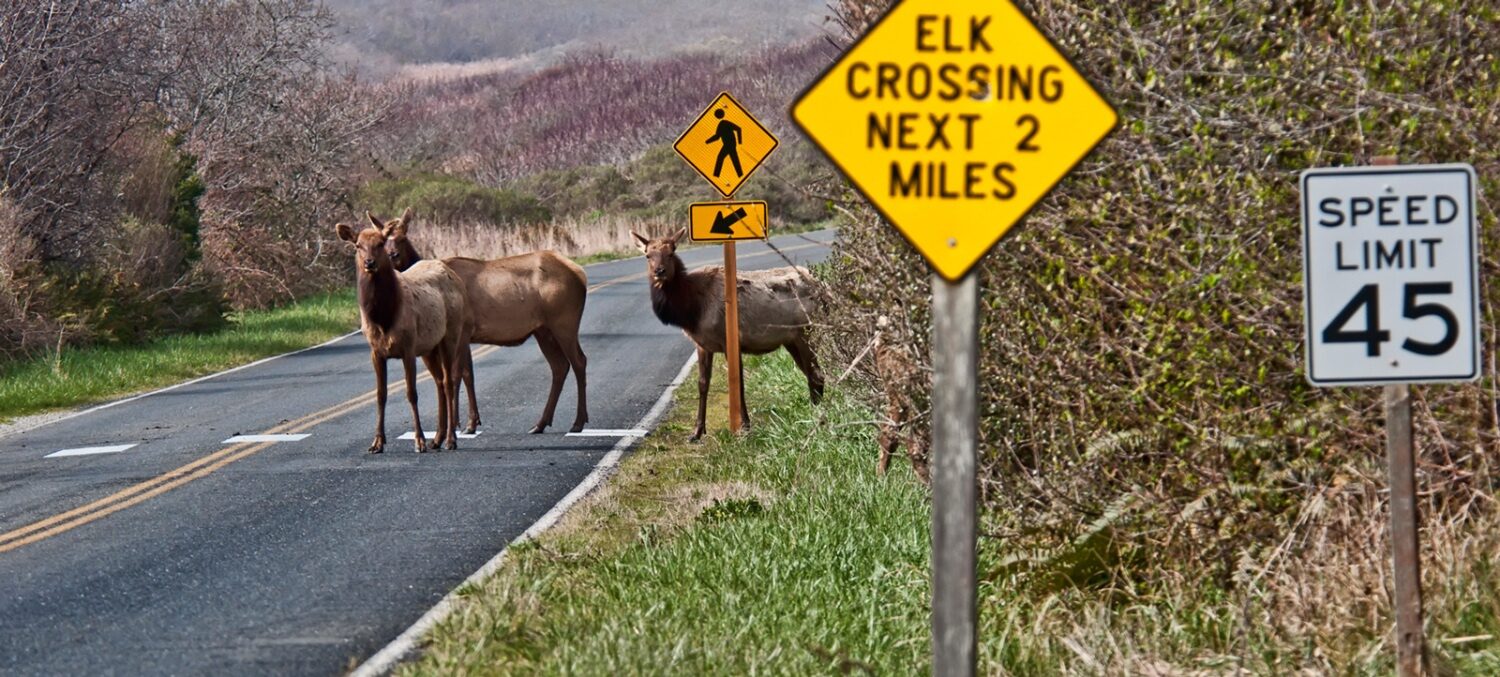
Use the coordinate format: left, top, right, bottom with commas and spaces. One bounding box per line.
460, 344, 480, 434
421, 351, 450, 451
691, 346, 713, 442
402, 354, 427, 452
370, 353, 388, 454
561, 332, 588, 433
786, 337, 826, 405
530, 330, 570, 434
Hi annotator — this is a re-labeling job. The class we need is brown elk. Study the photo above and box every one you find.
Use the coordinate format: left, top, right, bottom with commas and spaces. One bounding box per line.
336, 212, 467, 453
383, 210, 589, 434
631, 228, 825, 441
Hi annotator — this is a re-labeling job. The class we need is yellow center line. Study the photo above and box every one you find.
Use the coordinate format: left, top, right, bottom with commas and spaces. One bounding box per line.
0, 344, 500, 553
0, 237, 831, 551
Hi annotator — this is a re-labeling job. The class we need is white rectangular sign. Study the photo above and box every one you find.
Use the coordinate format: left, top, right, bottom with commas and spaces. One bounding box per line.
1301, 164, 1480, 386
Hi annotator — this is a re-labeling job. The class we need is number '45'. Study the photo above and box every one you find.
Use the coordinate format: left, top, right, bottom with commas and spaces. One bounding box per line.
1322, 283, 1458, 357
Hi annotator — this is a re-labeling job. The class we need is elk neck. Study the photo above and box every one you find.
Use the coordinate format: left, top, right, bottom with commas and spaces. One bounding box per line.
357, 264, 403, 331
649, 253, 705, 334
395, 239, 423, 270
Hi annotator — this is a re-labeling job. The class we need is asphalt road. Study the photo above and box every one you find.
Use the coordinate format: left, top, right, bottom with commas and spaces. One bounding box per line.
0, 229, 834, 676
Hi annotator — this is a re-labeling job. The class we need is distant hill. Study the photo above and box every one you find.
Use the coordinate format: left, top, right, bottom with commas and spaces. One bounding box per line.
324, 0, 830, 76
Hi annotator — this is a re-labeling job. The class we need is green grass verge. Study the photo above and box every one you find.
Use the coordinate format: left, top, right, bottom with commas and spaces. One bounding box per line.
0, 290, 356, 422
401, 351, 934, 675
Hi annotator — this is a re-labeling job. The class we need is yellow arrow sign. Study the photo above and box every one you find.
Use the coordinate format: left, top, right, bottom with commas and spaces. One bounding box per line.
690, 201, 768, 242
675, 92, 780, 198
791, 0, 1117, 281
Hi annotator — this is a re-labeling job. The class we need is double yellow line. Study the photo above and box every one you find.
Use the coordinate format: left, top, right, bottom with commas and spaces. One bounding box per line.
0, 240, 825, 555
0, 345, 497, 554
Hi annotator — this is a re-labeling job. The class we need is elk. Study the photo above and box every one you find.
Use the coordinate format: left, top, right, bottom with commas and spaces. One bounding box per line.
337, 212, 466, 453
383, 210, 589, 434
631, 228, 825, 441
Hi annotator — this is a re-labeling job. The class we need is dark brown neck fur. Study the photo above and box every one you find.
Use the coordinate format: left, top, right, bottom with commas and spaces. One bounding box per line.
649, 253, 708, 334
358, 266, 402, 331
392, 238, 423, 272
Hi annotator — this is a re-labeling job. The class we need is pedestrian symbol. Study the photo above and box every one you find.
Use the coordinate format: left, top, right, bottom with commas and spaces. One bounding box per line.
709, 109, 743, 179
690, 200, 768, 242
675, 92, 778, 198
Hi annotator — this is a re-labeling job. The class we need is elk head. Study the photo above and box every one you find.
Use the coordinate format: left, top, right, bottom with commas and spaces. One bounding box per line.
336, 211, 401, 276
381, 207, 423, 271
631, 227, 686, 288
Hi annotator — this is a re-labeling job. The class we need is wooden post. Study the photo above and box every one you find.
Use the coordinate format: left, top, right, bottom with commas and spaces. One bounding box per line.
1370, 154, 1423, 676
1386, 383, 1424, 675
931, 272, 978, 677
725, 240, 744, 433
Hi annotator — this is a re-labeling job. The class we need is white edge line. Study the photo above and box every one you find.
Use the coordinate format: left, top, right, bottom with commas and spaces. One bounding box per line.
0, 330, 361, 442
349, 353, 698, 677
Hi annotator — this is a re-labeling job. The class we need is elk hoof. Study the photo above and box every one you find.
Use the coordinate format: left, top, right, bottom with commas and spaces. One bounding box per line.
569, 421, 586, 434
464, 422, 479, 435
688, 430, 704, 443
445, 436, 458, 451
413, 436, 428, 453
528, 423, 547, 435
368, 435, 385, 454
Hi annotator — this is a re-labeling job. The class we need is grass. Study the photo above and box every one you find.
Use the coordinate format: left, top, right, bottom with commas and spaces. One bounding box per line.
392, 346, 1500, 674
0, 290, 356, 422
400, 351, 935, 675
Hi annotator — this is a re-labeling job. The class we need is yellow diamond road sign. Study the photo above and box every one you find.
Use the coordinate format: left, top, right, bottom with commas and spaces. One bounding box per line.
791, 0, 1117, 281
676, 92, 779, 198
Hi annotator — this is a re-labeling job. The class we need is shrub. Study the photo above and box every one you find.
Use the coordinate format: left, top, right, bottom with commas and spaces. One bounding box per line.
360, 173, 550, 227
817, 0, 1500, 668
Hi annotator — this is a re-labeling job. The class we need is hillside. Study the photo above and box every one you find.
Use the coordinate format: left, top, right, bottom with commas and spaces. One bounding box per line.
324, 0, 828, 77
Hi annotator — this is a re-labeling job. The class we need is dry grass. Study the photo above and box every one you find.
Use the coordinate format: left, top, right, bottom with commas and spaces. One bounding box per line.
405, 215, 669, 262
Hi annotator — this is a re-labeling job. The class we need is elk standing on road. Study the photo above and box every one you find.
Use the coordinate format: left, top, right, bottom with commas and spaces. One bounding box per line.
384, 210, 589, 434
337, 212, 466, 453
631, 228, 825, 441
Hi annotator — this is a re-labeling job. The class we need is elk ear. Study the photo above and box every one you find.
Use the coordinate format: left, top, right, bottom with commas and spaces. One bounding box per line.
335, 223, 356, 243
366, 211, 385, 231
669, 227, 688, 247
399, 207, 414, 226
630, 230, 650, 252
384, 218, 407, 240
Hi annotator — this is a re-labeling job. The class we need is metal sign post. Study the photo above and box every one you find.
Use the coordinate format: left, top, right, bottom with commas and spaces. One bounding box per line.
931, 272, 978, 677
1301, 156, 1482, 676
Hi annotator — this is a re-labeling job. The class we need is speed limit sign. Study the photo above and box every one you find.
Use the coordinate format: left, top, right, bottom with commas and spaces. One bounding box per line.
1301, 164, 1480, 386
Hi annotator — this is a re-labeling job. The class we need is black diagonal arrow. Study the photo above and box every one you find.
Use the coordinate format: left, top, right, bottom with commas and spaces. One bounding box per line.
710, 207, 748, 235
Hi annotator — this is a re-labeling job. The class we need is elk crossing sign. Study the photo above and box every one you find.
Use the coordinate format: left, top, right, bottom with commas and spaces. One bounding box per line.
690, 200, 768, 242
675, 92, 780, 198
1301, 164, 1480, 386
790, 0, 1117, 282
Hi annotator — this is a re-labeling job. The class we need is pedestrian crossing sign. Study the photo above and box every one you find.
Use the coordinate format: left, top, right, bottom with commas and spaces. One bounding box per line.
675, 91, 779, 198
690, 200, 768, 242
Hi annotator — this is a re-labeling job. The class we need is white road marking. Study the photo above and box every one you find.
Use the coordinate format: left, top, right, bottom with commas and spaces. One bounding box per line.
565, 429, 650, 437
45, 444, 137, 459
349, 354, 698, 677
221, 434, 311, 443
396, 431, 481, 440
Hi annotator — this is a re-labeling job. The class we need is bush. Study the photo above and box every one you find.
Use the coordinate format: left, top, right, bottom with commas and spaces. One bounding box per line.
818, 0, 1500, 668
360, 173, 551, 227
